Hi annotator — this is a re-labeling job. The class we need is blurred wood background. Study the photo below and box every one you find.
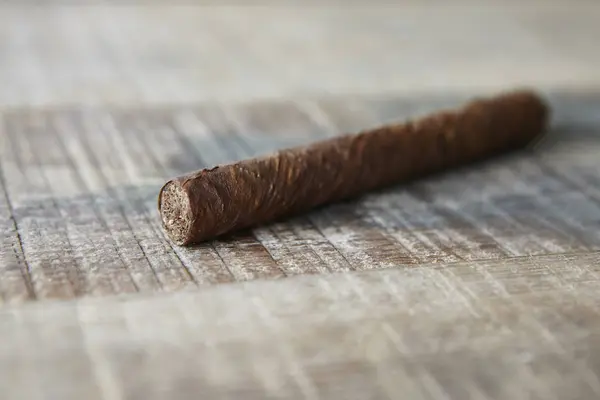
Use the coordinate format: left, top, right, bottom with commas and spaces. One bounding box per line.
2, 2, 600, 399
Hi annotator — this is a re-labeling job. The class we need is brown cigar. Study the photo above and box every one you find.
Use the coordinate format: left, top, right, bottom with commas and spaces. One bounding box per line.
159, 90, 549, 245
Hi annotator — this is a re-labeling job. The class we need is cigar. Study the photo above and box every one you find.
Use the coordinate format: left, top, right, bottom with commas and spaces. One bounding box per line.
159, 90, 549, 245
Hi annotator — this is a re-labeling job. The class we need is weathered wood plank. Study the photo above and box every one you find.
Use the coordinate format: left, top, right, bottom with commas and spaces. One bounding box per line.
99, 112, 226, 287
1, 114, 82, 299
0, 90, 599, 302
71, 111, 197, 291
51, 113, 163, 293
1, 3, 600, 399
0, 121, 35, 303
3, 252, 600, 399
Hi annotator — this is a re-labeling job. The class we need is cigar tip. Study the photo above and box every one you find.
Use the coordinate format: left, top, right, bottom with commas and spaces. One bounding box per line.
502, 88, 550, 115
159, 180, 193, 246
510, 88, 551, 128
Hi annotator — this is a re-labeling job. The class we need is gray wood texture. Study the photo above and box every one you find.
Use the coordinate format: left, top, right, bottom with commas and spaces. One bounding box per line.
2, 2, 600, 399
3, 252, 600, 400
1, 3, 599, 108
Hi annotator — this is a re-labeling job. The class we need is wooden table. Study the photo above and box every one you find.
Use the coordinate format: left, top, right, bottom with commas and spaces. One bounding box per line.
2, 2, 600, 399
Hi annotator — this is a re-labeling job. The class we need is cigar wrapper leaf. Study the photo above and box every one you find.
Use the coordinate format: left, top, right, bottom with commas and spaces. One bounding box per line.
158, 90, 549, 246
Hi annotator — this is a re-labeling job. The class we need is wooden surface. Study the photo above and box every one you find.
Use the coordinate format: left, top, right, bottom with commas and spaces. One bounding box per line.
2, 2, 600, 399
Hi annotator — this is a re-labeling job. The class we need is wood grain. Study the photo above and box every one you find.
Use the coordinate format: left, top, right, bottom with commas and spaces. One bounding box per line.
3, 252, 600, 399
2, 3, 600, 398
1, 91, 599, 302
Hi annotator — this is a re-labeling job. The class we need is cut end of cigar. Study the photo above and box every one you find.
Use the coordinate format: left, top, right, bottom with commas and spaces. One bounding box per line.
159, 181, 193, 245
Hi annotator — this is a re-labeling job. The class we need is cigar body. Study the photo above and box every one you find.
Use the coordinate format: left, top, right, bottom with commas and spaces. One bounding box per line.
159, 90, 548, 245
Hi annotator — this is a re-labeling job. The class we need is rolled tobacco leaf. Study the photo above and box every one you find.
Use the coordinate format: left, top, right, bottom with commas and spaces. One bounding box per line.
159, 89, 549, 245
